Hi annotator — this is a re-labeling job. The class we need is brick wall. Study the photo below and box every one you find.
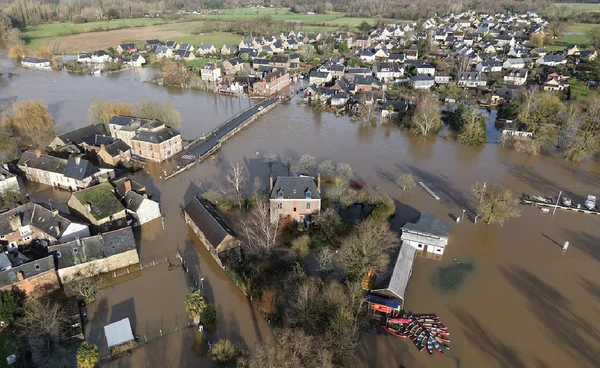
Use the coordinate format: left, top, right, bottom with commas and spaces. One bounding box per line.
57, 249, 140, 284
0, 270, 60, 297
270, 198, 320, 222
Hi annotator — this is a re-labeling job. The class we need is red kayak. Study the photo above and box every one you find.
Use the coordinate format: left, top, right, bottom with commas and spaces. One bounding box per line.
383, 326, 409, 338
388, 318, 412, 324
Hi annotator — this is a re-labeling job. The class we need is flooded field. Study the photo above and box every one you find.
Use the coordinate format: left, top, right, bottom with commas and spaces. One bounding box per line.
2, 58, 600, 367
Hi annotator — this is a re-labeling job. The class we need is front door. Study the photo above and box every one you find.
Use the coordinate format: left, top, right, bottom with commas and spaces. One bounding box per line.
423, 245, 428, 253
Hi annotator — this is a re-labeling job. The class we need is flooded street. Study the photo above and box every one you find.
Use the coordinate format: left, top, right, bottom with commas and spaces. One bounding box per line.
2, 58, 600, 367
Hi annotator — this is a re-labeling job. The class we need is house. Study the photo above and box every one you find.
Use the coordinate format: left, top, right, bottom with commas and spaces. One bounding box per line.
67, 182, 127, 232
434, 72, 451, 84
200, 63, 222, 82
48, 124, 107, 151
457, 72, 487, 88
0, 166, 19, 194
535, 55, 567, 67
416, 63, 436, 76
239, 48, 259, 59
175, 50, 195, 61
145, 39, 161, 51
564, 45, 580, 57
253, 70, 290, 96
252, 58, 269, 70
112, 177, 161, 226
184, 196, 240, 261
330, 64, 345, 79
124, 54, 145, 67
381, 100, 408, 121
401, 212, 450, 255
18, 151, 111, 191
222, 58, 243, 75
77, 52, 91, 63
504, 68, 528, 86
309, 70, 332, 86
130, 121, 182, 162
269, 176, 321, 224
581, 50, 597, 62
0, 255, 59, 296
91, 50, 111, 63
269, 54, 290, 69
359, 50, 375, 63
117, 43, 137, 54
405, 49, 418, 60
49, 227, 139, 284
354, 75, 375, 92
503, 58, 526, 70
178, 43, 194, 52
96, 138, 131, 167
372, 62, 403, 81
154, 46, 173, 59
193, 43, 214, 56
374, 48, 390, 61
491, 87, 522, 105
367, 245, 417, 310
21, 57, 51, 70
410, 74, 435, 89
330, 91, 350, 106
476, 59, 503, 72
220, 44, 237, 55
543, 74, 570, 91
0, 202, 90, 247
353, 35, 372, 49
165, 41, 178, 50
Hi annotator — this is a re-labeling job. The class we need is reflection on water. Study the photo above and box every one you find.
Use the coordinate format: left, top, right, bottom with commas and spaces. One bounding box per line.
3, 57, 600, 368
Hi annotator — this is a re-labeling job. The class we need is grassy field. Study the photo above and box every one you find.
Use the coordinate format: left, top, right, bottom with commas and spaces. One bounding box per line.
201, 8, 343, 22
23, 18, 174, 39
554, 22, 597, 47
185, 57, 219, 67
552, 2, 600, 12
173, 32, 243, 48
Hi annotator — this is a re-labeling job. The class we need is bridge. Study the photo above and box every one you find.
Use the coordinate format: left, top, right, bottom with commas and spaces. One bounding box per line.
165, 98, 280, 179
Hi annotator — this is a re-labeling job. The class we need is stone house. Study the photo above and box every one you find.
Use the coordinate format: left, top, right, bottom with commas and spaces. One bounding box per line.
175, 50, 195, 61
48, 124, 107, 152
581, 50, 597, 62
197, 43, 217, 55
220, 44, 237, 55
67, 182, 127, 232
269, 176, 321, 224
154, 46, 173, 59
253, 70, 290, 96
200, 63, 222, 82
0, 255, 59, 297
353, 35, 372, 49
308, 71, 332, 86
222, 58, 243, 75
401, 212, 450, 255
48, 227, 139, 284
269, 54, 290, 69
117, 43, 137, 54
184, 196, 240, 257
96, 138, 131, 167
112, 177, 161, 226
0, 202, 90, 247
0, 166, 19, 194
18, 151, 110, 191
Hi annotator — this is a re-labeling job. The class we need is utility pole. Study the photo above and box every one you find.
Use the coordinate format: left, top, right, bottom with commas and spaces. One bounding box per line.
553, 190, 562, 215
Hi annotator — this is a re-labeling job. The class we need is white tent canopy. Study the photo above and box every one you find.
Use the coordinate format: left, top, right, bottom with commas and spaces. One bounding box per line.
104, 318, 134, 348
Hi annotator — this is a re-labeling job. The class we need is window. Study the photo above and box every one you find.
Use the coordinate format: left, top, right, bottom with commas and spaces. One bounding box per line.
73, 247, 79, 254
305, 190, 311, 199
8, 272, 15, 281
306, 203, 310, 209
277, 190, 284, 199
34, 264, 40, 271
293, 207, 296, 212
418, 244, 422, 248
149, 145, 153, 151
277, 203, 282, 209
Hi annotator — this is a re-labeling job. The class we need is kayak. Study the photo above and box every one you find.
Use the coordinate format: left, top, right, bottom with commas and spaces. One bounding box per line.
426, 338, 434, 356
389, 318, 412, 324
383, 326, 409, 339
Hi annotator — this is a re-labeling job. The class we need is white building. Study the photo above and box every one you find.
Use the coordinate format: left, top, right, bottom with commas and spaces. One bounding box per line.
0, 166, 19, 194
21, 57, 51, 70
401, 212, 450, 255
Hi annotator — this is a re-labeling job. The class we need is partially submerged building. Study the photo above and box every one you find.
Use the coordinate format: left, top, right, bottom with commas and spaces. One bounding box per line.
269, 176, 321, 224
0, 255, 60, 296
67, 183, 127, 232
401, 212, 450, 255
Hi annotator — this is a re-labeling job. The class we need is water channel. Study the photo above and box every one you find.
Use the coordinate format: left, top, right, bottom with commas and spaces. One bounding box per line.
2, 56, 600, 368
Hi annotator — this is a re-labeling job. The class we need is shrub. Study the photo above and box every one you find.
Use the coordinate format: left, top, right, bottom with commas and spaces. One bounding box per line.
72, 15, 87, 24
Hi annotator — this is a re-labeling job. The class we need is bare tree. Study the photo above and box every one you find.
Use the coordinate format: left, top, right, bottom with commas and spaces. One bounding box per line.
263, 153, 278, 174
318, 160, 335, 177
356, 95, 377, 124
64, 274, 103, 303
395, 173, 416, 190
226, 162, 247, 209
18, 298, 68, 342
295, 154, 316, 175
335, 163, 353, 182
282, 156, 294, 176
472, 182, 521, 226
409, 92, 442, 136
88, 99, 133, 125
241, 198, 279, 255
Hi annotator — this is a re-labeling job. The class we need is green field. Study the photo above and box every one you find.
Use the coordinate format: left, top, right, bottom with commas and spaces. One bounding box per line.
201, 8, 342, 22
173, 32, 243, 48
185, 57, 219, 67
552, 2, 600, 12
23, 18, 173, 39
555, 22, 597, 47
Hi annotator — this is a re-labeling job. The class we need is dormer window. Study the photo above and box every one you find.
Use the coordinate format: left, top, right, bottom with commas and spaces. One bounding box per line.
305, 190, 311, 199
277, 189, 284, 199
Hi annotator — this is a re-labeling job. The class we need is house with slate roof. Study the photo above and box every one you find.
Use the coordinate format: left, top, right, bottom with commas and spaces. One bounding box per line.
49, 226, 139, 283
18, 150, 111, 190
401, 212, 450, 255
48, 124, 108, 151
368, 244, 417, 310
96, 137, 131, 167
112, 177, 161, 226
0, 202, 90, 247
269, 176, 321, 224
0, 255, 59, 296
184, 196, 239, 266
67, 182, 127, 232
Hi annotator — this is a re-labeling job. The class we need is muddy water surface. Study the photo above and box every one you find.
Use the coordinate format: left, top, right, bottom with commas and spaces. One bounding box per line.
2, 59, 600, 367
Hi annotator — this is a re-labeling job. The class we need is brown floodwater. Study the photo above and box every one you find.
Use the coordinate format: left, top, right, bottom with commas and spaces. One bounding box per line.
2, 55, 600, 368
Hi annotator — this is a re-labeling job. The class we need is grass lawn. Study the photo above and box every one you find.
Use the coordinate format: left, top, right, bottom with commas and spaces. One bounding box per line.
0, 333, 17, 368
201, 8, 343, 23
185, 58, 219, 67
23, 18, 173, 40
173, 32, 243, 48
552, 2, 600, 12
569, 77, 589, 100
554, 23, 598, 47
323, 17, 374, 27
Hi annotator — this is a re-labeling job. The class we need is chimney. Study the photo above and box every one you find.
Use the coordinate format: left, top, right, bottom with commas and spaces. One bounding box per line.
124, 179, 132, 194
85, 203, 91, 213
8, 215, 21, 232
76, 237, 81, 246
34, 149, 41, 158
317, 173, 321, 191
17, 271, 24, 281
74, 156, 81, 165
269, 174, 273, 191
